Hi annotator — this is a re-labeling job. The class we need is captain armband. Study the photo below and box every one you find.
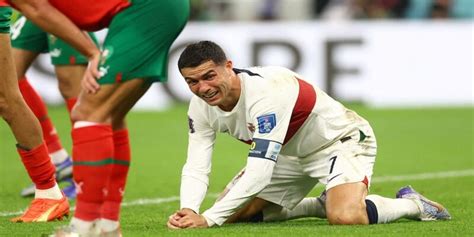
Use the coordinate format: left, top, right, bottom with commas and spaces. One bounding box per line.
248, 138, 282, 162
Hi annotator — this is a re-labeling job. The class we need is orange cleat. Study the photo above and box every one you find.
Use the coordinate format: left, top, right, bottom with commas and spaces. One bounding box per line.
11, 196, 69, 222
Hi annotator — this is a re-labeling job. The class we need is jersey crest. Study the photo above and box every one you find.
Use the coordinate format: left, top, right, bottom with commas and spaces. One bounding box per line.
257, 114, 276, 134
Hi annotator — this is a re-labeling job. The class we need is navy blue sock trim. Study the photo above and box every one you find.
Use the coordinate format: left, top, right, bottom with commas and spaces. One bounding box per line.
365, 199, 378, 224
248, 211, 264, 223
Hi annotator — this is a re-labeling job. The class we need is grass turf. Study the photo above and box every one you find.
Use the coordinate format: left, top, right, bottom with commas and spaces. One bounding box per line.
0, 104, 472, 236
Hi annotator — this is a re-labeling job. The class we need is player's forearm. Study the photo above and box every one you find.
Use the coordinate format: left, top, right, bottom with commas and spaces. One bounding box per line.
180, 173, 209, 213
202, 158, 275, 226
13, 0, 99, 58
179, 147, 212, 213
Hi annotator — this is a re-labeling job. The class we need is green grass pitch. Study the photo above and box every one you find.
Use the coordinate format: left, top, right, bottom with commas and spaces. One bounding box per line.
0, 103, 473, 236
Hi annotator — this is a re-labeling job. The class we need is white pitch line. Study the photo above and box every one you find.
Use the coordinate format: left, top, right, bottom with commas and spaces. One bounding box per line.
372, 169, 474, 183
1, 169, 473, 217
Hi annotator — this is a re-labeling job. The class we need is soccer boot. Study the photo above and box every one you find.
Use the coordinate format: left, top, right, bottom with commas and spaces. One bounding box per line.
396, 185, 451, 221
11, 194, 69, 222
21, 157, 74, 198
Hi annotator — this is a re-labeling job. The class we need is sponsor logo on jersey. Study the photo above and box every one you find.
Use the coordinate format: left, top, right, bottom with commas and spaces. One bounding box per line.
50, 48, 62, 57
248, 138, 281, 162
188, 116, 195, 133
11, 16, 27, 40
99, 66, 110, 77
257, 114, 276, 134
100, 47, 113, 65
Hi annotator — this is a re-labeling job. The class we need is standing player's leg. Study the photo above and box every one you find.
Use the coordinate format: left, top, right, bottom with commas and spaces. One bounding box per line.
0, 7, 69, 223
46, 32, 101, 199
13, 48, 76, 195
11, 16, 76, 197
12, 16, 71, 167
68, 79, 150, 234
13, 50, 65, 161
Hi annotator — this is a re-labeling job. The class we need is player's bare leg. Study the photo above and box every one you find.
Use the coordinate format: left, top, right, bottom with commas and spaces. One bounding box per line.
1, 34, 68, 222
326, 181, 450, 225
326, 182, 370, 224
13, 48, 78, 198
12, 48, 37, 76
68, 78, 150, 234
2, 38, 43, 156
55, 65, 83, 108
13, 48, 66, 157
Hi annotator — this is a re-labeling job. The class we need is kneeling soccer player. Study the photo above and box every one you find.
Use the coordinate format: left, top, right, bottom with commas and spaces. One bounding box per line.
167, 41, 451, 229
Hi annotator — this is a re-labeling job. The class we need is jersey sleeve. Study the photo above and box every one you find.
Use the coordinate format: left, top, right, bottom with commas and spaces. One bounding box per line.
180, 98, 216, 213
247, 87, 294, 160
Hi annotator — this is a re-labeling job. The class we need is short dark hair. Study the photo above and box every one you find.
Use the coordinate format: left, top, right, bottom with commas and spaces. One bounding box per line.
178, 41, 227, 70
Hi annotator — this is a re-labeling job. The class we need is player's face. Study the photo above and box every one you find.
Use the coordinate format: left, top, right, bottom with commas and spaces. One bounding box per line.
181, 60, 240, 111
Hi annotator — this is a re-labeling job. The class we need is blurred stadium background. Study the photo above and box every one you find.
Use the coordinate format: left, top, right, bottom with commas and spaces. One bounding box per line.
24, 0, 474, 109
1, 0, 473, 236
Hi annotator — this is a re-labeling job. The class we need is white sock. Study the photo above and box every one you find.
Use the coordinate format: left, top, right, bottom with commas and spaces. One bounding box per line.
263, 197, 326, 221
50, 149, 69, 165
100, 218, 120, 232
70, 217, 99, 235
35, 183, 63, 200
366, 194, 420, 223
74, 121, 100, 128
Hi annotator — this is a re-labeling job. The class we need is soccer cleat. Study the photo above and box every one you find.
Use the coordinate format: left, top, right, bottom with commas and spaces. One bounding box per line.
11, 195, 69, 222
21, 157, 75, 198
396, 185, 451, 221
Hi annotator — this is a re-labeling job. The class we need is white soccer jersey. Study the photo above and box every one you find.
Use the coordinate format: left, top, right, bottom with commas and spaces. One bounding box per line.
180, 66, 371, 226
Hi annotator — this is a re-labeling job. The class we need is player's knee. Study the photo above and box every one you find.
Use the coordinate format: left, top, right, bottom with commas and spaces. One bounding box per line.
326, 204, 368, 225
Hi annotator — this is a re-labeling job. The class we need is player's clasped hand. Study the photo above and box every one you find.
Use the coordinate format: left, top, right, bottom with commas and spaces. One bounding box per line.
82, 50, 102, 94
167, 208, 209, 229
